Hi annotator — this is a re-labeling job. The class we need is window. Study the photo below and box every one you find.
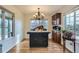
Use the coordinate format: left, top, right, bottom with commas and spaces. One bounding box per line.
0, 9, 2, 40
64, 12, 74, 32
64, 9, 79, 40
0, 18, 1, 40
5, 12, 12, 38
0, 7, 14, 40
4, 18, 8, 39
9, 19, 12, 36
75, 10, 79, 36
4, 11, 13, 39
64, 9, 79, 52
30, 20, 48, 31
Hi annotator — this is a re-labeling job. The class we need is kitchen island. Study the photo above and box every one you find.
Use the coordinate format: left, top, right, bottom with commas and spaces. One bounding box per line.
27, 32, 50, 48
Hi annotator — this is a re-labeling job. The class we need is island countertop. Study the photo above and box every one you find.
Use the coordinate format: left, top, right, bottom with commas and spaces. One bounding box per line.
27, 31, 50, 34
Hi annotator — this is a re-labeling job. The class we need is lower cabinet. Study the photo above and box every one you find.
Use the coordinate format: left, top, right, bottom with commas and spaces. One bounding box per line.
52, 31, 61, 44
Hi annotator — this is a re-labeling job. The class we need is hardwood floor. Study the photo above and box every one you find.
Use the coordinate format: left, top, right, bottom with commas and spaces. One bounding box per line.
8, 39, 69, 53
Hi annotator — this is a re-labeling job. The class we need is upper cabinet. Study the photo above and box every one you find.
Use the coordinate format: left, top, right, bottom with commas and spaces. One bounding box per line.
52, 13, 61, 25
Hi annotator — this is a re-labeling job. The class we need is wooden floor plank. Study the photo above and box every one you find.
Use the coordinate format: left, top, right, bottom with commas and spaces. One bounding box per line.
8, 39, 69, 53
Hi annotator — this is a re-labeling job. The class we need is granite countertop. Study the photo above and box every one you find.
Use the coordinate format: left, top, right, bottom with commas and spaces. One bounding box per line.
28, 31, 49, 32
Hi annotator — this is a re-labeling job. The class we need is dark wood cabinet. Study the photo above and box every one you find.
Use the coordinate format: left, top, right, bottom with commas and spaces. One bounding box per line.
27, 32, 50, 47
52, 13, 61, 44
52, 13, 61, 25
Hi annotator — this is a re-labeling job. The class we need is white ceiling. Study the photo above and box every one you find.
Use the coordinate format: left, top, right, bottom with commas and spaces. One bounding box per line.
14, 5, 65, 16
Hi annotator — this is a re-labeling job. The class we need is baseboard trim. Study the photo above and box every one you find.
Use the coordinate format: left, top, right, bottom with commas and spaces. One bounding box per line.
24, 38, 72, 53
22, 38, 29, 41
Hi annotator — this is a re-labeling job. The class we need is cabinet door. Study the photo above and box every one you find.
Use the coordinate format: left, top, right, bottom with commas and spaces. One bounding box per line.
52, 31, 57, 42
56, 32, 61, 43
56, 13, 61, 25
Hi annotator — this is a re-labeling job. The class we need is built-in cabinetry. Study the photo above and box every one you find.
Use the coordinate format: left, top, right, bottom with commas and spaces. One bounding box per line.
52, 13, 61, 44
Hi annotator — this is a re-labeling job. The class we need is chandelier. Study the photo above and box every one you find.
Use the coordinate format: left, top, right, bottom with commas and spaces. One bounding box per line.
33, 8, 45, 20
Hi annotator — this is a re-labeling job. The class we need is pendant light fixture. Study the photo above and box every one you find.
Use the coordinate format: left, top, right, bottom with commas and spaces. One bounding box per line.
33, 8, 45, 20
